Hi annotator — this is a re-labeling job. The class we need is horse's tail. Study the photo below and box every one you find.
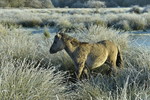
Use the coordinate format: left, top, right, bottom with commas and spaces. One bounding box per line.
116, 47, 123, 68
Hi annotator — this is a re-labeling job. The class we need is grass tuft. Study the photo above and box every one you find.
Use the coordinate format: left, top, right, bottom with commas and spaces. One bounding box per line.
0, 58, 68, 100
43, 27, 50, 38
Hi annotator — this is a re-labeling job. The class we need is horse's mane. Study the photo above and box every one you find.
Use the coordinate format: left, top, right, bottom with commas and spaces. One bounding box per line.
59, 33, 80, 46
59, 33, 78, 41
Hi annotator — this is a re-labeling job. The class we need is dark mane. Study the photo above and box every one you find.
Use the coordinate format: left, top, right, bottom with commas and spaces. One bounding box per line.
81, 42, 88, 44
60, 33, 79, 42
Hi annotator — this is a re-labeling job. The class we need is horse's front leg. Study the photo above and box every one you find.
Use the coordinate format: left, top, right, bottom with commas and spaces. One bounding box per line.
75, 61, 85, 80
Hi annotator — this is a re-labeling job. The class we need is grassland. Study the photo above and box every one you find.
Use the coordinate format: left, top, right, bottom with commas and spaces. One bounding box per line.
1, 7, 150, 31
0, 8, 150, 100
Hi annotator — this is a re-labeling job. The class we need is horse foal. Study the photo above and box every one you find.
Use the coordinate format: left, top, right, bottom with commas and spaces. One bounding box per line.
50, 33, 123, 79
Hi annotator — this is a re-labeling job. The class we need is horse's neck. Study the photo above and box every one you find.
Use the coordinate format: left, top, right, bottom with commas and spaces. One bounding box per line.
64, 41, 79, 58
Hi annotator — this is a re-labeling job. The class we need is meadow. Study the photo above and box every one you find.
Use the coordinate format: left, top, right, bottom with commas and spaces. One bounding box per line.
1, 6, 150, 31
0, 7, 150, 100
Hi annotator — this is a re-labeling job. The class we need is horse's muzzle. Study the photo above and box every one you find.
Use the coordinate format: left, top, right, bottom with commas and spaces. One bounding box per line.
49, 48, 57, 54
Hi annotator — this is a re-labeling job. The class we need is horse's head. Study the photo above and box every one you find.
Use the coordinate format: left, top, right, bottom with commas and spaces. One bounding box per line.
50, 33, 65, 54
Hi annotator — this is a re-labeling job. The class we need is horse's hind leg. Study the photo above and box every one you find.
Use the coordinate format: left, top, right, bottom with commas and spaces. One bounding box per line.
106, 61, 117, 76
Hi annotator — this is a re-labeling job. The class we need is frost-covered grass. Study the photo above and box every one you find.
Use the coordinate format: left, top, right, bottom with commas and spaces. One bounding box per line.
0, 58, 68, 100
1, 8, 150, 31
0, 21, 150, 100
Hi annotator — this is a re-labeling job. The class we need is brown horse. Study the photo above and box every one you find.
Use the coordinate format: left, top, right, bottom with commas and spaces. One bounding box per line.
50, 33, 123, 79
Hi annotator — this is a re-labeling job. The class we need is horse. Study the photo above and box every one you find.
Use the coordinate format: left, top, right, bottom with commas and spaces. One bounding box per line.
50, 33, 123, 79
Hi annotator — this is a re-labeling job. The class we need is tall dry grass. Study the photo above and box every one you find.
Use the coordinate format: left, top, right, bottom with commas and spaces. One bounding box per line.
0, 24, 72, 99
1, 8, 150, 31
0, 24, 38, 60
0, 23, 150, 100
0, 58, 68, 100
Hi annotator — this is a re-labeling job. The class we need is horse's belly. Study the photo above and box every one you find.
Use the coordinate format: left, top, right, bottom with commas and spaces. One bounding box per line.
85, 55, 107, 69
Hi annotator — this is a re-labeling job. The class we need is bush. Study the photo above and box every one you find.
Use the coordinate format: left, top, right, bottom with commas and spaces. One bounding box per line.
84, 1, 106, 8
129, 6, 142, 14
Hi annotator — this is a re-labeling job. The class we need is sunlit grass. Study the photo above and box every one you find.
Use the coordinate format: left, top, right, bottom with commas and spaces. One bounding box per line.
0, 23, 149, 100
0, 57, 68, 100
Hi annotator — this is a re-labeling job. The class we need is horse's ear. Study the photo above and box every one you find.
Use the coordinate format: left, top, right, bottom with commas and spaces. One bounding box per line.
56, 33, 62, 38
57, 29, 66, 34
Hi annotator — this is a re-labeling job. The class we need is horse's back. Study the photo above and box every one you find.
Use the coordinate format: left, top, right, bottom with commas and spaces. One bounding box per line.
97, 40, 118, 54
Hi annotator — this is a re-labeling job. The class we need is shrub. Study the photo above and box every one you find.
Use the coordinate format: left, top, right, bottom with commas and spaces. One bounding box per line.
129, 6, 142, 14
84, 1, 106, 8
